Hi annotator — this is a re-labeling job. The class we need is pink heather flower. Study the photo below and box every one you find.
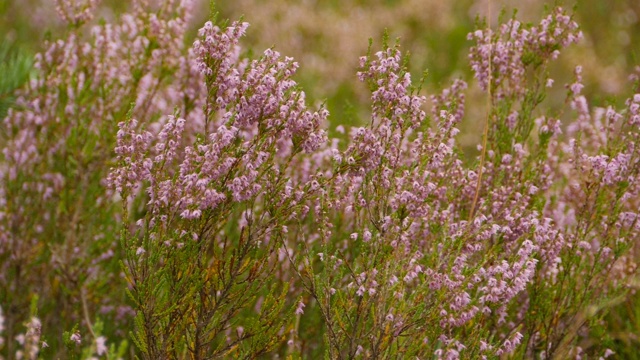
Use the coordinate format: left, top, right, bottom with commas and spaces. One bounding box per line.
95, 336, 108, 356
570, 82, 584, 95
506, 111, 519, 130
294, 300, 305, 315
70, 331, 81, 345
11, 317, 44, 360
363, 230, 372, 242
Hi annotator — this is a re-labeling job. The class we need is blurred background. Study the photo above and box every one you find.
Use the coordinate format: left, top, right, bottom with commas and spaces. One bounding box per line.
2, 0, 639, 127
5, 0, 638, 148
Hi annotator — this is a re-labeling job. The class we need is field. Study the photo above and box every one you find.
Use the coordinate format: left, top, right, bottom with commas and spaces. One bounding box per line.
1, 0, 640, 358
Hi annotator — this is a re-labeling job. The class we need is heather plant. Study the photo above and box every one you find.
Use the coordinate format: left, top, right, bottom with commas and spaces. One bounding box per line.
287, 7, 638, 359
2, 1, 640, 359
1, 0, 198, 357
107, 19, 328, 358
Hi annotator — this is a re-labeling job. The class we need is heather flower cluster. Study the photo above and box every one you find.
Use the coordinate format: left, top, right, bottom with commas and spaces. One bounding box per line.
2, 2, 639, 359
1, 0, 197, 357
468, 7, 582, 99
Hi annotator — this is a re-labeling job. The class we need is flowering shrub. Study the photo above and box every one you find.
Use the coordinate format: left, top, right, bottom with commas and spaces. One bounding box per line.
1, 1, 639, 359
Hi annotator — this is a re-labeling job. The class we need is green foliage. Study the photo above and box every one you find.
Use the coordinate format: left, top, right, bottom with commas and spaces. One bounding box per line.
0, 40, 31, 119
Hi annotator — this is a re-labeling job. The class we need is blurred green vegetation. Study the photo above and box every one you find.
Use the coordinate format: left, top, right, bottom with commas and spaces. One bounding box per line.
0, 40, 31, 119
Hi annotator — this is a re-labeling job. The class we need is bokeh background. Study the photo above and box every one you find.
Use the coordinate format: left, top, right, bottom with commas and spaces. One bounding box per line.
3, 0, 639, 103
9, 0, 638, 150
2, 0, 640, 356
